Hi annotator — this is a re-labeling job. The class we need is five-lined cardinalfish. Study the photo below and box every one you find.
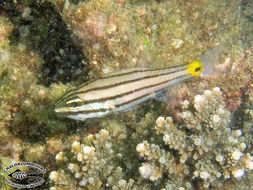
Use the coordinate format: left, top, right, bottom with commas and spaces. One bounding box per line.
55, 54, 214, 121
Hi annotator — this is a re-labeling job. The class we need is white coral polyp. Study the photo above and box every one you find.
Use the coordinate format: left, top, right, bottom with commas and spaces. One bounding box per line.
71, 141, 81, 152
240, 143, 247, 151
244, 154, 253, 170
181, 111, 192, 119
204, 90, 212, 97
194, 95, 205, 104
217, 107, 225, 115
245, 160, 253, 170
215, 155, 224, 163
156, 116, 165, 127
232, 150, 242, 161
49, 171, 59, 182
163, 134, 170, 143
55, 151, 63, 161
194, 138, 202, 146
232, 169, 245, 179
100, 129, 109, 137
182, 100, 190, 108
82, 146, 95, 155
194, 95, 206, 110
212, 114, 221, 124
234, 129, 242, 137
139, 164, 153, 179
136, 143, 145, 153
200, 171, 210, 180
213, 87, 221, 94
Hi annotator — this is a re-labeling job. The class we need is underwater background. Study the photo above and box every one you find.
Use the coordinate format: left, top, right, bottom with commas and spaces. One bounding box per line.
0, 0, 252, 189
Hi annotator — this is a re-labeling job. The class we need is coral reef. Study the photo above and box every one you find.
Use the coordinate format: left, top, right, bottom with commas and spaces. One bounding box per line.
137, 87, 253, 188
243, 86, 253, 155
49, 88, 253, 189
49, 129, 139, 190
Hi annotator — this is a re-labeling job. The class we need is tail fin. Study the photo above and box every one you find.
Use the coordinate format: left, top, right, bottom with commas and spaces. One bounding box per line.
200, 45, 225, 77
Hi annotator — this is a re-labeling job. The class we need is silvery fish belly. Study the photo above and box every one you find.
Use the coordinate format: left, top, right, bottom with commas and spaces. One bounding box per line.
54, 62, 203, 121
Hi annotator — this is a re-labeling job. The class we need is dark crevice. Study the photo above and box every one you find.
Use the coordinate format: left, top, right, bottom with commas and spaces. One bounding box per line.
0, 0, 89, 86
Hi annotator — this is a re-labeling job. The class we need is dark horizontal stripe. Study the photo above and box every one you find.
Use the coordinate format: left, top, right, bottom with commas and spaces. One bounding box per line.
100, 65, 186, 79
58, 65, 187, 103
60, 75, 191, 115
116, 75, 190, 108
72, 69, 148, 92
73, 73, 189, 105
64, 66, 187, 101
77, 64, 187, 88
60, 108, 108, 116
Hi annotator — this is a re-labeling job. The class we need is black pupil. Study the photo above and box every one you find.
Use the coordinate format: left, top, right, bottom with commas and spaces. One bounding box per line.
195, 67, 201, 72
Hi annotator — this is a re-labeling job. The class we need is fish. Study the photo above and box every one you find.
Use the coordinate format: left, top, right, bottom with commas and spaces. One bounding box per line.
54, 59, 208, 121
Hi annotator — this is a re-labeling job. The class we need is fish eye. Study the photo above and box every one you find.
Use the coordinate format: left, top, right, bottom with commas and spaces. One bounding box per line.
67, 102, 78, 107
195, 67, 201, 72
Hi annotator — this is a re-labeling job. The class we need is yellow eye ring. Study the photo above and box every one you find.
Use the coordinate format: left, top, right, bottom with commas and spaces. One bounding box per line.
187, 60, 203, 77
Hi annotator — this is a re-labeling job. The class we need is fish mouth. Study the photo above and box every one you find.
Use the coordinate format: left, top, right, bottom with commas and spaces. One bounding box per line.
54, 106, 73, 116
54, 99, 67, 112
54, 104, 62, 113
54, 108, 61, 113
54, 108, 66, 117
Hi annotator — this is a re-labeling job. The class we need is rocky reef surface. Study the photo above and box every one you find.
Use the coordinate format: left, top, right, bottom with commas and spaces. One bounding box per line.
0, 0, 252, 189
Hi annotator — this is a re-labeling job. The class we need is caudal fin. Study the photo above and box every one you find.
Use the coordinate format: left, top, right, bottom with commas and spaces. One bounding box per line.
200, 45, 224, 77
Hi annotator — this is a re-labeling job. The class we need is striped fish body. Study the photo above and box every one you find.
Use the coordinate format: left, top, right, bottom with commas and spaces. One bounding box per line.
55, 63, 202, 121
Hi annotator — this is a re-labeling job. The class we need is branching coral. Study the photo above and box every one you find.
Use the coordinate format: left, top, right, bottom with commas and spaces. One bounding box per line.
49, 129, 137, 190
48, 88, 253, 189
137, 87, 253, 188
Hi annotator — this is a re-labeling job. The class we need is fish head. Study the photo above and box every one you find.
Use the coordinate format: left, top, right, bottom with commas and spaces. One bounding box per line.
54, 93, 108, 121
54, 92, 83, 116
